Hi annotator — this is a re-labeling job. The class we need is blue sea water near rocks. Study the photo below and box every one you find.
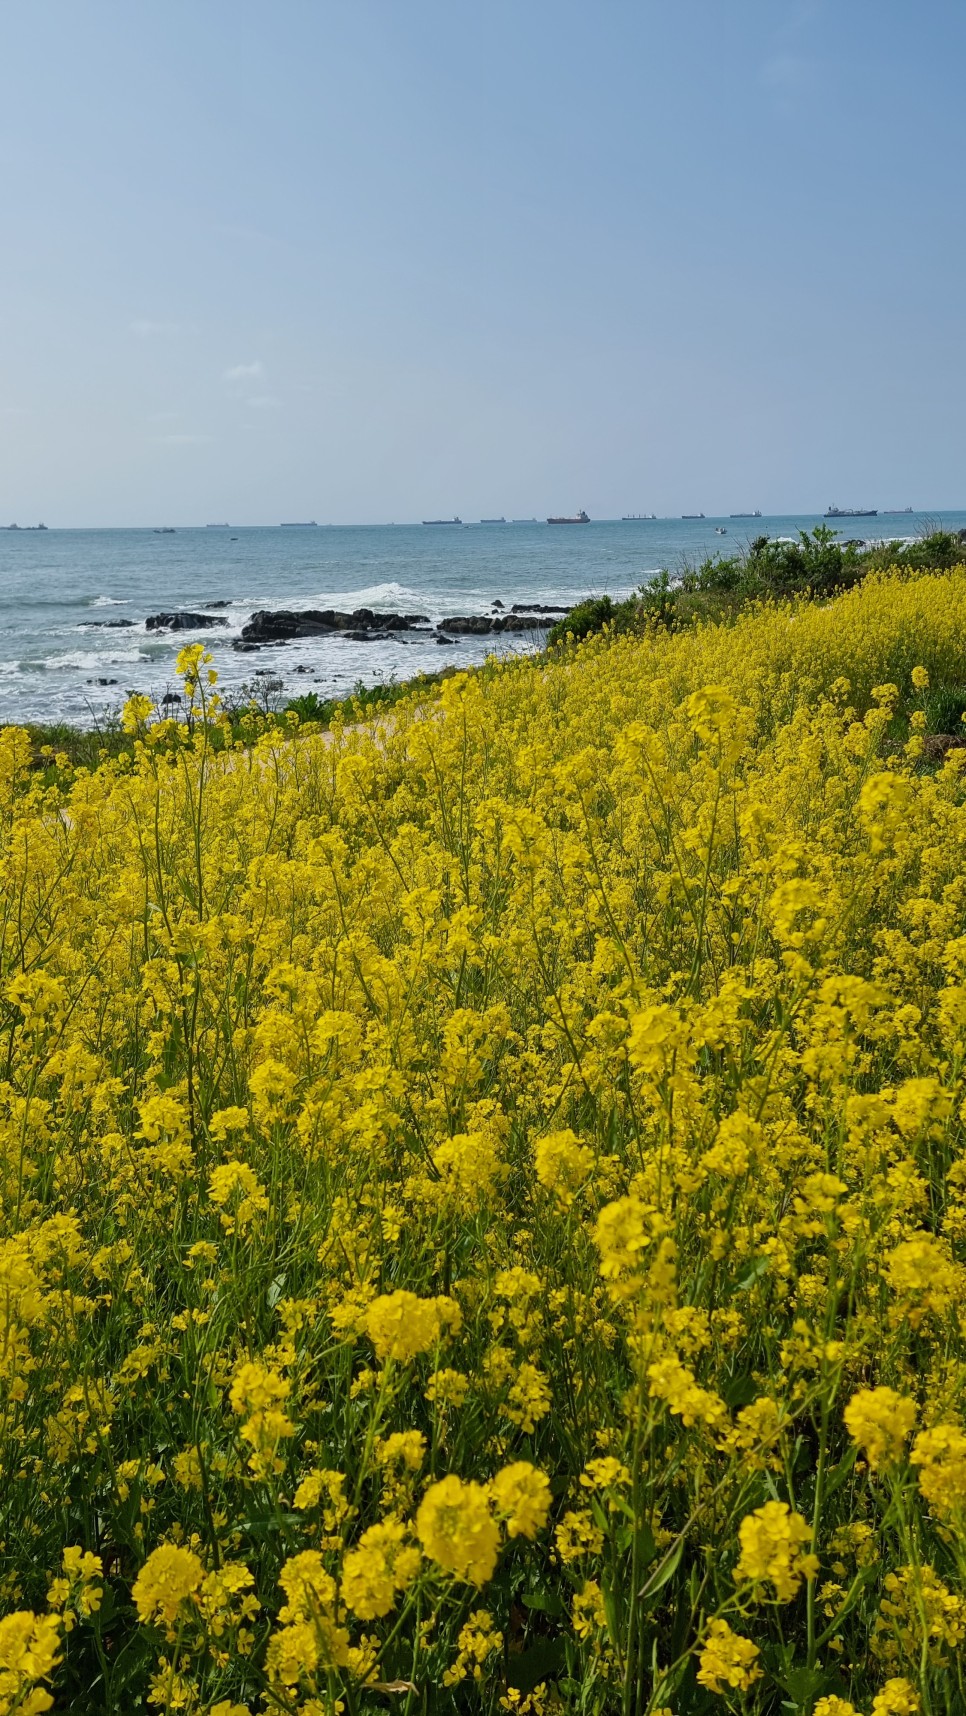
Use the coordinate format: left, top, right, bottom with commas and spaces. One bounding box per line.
1, 512, 964, 728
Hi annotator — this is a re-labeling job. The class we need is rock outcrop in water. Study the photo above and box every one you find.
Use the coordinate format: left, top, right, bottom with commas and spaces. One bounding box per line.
146, 612, 229, 631
233, 604, 576, 648
240, 608, 431, 644
445, 611, 567, 634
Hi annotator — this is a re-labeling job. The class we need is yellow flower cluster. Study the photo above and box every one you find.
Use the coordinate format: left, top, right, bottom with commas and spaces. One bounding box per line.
3, 570, 966, 1710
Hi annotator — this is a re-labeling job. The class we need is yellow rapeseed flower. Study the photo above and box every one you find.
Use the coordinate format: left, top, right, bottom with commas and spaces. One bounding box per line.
132, 1544, 204, 1625
734, 1501, 818, 1602
416, 1474, 500, 1585
844, 1388, 917, 1471
696, 1618, 761, 1692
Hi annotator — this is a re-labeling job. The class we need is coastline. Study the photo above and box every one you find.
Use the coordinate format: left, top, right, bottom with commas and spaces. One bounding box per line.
5, 514, 966, 730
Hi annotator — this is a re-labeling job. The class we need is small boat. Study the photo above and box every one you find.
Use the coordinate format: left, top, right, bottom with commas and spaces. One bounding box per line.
715, 526, 727, 535
423, 517, 463, 525
547, 510, 590, 524
153, 527, 176, 534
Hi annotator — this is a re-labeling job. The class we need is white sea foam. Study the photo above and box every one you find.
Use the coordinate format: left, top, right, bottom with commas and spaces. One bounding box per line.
33, 648, 149, 672
316, 581, 422, 606
89, 595, 130, 607
234, 581, 432, 614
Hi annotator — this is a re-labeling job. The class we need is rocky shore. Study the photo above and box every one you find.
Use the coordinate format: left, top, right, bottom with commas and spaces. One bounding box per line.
130, 601, 575, 650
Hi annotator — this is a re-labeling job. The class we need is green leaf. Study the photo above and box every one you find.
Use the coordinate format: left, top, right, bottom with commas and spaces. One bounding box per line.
505, 1639, 566, 1692
639, 1533, 684, 1602
777, 1663, 836, 1703
736, 1255, 771, 1290
521, 1589, 566, 1617
723, 1372, 758, 1409
636, 1519, 658, 1567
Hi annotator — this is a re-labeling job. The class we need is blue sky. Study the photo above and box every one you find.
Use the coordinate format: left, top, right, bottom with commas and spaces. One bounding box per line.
2, 0, 964, 524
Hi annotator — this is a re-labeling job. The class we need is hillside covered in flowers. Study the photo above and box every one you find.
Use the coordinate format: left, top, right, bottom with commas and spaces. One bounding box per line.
4, 569, 966, 1715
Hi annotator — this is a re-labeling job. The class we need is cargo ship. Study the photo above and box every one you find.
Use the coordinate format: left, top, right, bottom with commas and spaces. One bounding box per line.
825, 505, 877, 518
480, 517, 506, 524
682, 513, 705, 520
547, 510, 590, 524
730, 510, 762, 518
622, 513, 657, 520
280, 521, 318, 527
423, 517, 462, 525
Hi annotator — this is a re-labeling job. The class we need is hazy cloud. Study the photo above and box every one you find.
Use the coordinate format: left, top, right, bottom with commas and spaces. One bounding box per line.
223, 361, 264, 382
247, 395, 280, 410
154, 433, 213, 445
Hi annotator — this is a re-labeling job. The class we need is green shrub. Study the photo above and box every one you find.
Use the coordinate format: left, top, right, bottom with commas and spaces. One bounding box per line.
548, 595, 617, 646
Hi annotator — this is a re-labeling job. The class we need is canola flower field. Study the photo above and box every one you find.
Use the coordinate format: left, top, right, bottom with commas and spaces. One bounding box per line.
4, 569, 966, 1716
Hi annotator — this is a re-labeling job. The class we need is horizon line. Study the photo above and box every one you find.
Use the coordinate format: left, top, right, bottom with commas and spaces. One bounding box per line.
2, 508, 963, 532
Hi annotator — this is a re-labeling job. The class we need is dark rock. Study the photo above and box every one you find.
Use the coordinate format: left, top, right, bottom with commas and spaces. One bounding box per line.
436, 635, 456, 644
233, 642, 260, 653
510, 602, 571, 614
492, 599, 505, 609
80, 618, 135, 628
240, 610, 334, 642
240, 607, 432, 644
440, 610, 562, 636
445, 615, 494, 635
86, 677, 119, 685
146, 611, 228, 631
201, 599, 230, 608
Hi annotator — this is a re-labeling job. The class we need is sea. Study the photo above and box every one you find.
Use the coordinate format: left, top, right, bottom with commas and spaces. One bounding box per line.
1, 512, 964, 728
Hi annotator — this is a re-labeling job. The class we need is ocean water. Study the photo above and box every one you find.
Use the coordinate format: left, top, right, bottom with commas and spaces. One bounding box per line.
1, 512, 963, 727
